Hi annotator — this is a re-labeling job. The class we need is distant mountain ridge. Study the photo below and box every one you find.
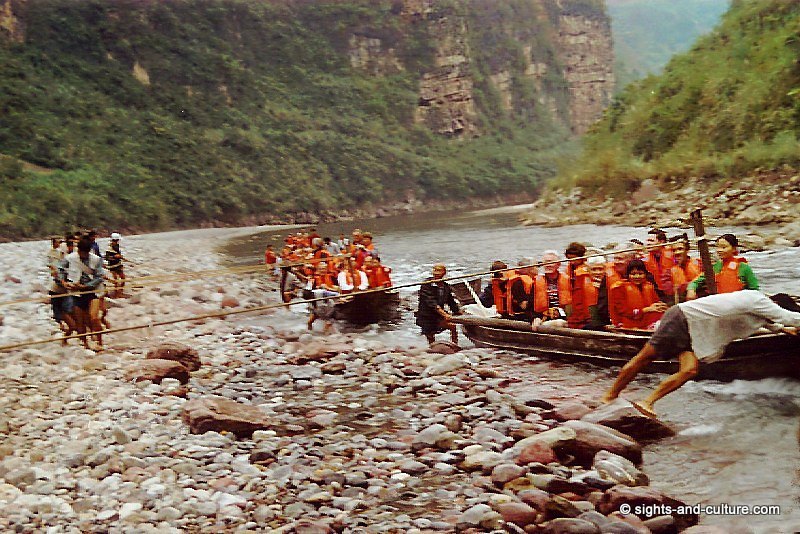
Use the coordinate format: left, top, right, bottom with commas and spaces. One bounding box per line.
607, 0, 730, 85
0, 0, 614, 239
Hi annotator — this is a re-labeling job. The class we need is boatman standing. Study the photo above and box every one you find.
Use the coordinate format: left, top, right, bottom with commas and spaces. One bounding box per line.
602, 290, 800, 418
416, 263, 461, 345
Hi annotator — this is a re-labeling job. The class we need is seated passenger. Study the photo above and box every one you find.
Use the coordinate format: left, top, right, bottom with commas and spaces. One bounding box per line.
645, 228, 674, 297
610, 259, 668, 330
585, 253, 610, 329
686, 233, 758, 300
337, 259, 369, 293
479, 261, 506, 308
565, 242, 591, 329
533, 250, 571, 323
669, 234, 701, 303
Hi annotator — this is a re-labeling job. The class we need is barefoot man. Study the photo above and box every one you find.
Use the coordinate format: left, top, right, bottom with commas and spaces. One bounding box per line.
603, 291, 800, 418
416, 263, 461, 345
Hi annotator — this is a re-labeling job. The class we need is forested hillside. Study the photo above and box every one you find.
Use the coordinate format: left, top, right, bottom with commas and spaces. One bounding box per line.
0, 0, 613, 239
607, 0, 729, 86
556, 0, 800, 196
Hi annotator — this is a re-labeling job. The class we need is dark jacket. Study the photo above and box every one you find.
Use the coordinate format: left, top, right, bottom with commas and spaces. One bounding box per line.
416, 277, 459, 332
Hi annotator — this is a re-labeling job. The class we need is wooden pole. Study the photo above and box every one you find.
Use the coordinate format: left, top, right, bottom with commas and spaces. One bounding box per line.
691, 208, 717, 295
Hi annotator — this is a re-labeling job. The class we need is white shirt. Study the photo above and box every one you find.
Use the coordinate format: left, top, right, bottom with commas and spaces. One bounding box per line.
678, 290, 800, 361
337, 271, 368, 291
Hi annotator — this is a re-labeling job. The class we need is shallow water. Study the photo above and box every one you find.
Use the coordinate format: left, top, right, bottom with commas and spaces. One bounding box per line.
225, 206, 800, 529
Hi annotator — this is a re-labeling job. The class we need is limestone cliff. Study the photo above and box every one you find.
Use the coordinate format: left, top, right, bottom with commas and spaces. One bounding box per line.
347, 0, 614, 136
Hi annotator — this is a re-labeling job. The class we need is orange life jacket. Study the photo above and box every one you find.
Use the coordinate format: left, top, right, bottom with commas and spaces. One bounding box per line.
491, 275, 512, 316
534, 273, 571, 314
716, 257, 747, 293
567, 265, 592, 328
373, 266, 392, 288
264, 250, 277, 265
671, 258, 701, 294
645, 249, 674, 292
314, 272, 336, 289
609, 280, 662, 329
506, 273, 534, 316
606, 264, 623, 290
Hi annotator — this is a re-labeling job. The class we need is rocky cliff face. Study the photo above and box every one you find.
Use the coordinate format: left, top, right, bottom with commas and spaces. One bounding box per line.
554, 11, 615, 134
347, 0, 615, 136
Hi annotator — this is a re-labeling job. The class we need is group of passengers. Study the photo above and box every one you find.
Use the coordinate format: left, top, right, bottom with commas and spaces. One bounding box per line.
482, 229, 758, 331
271, 228, 393, 331
46, 230, 126, 351
269, 228, 393, 295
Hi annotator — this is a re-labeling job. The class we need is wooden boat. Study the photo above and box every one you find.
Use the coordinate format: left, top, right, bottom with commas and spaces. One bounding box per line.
450, 280, 800, 381
332, 290, 401, 324
280, 267, 401, 325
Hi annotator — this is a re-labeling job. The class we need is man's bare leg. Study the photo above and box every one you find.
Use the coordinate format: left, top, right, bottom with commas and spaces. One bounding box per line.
88, 299, 104, 350
602, 343, 658, 403
449, 325, 458, 344
636, 351, 699, 414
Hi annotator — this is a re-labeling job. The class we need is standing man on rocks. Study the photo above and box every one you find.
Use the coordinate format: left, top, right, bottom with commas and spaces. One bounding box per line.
416, 263, 461, 345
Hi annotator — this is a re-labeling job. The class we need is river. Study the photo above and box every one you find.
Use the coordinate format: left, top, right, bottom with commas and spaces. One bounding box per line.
224, 205, 800, 530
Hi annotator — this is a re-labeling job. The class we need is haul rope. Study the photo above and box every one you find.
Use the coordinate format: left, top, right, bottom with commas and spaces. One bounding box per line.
0, 242, 677, 353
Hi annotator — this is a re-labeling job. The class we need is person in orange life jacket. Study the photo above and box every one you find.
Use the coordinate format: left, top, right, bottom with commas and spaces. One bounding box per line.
669, 234, 702, 303
686, 233, 758, 300
496, 259, 536, 321
364, 256, 392, 288
337, 258, 369, 293
585, 253, 611, 329
311, 238, 333, 265
565, 242, 592, 328
606, 248, 632, 289
416, 263, 461, 344
533, 250, 571, 324
264, 244, 277, 274
609, 259, 668, 330
478, 260, 506, 308
347, 229, 363, 253
644, 228, 674, 297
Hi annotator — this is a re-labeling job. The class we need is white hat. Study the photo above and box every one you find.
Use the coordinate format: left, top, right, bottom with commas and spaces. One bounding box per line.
110, 232, 122, 240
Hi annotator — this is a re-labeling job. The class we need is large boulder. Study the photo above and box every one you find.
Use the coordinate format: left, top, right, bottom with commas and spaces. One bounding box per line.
581, 400, 674, 441
510, 426, 577, 460
597, 485, 697, 531
557, 421, 642, 465
181, 396, 272, 438
146, 342, 202, 372
125, 359, 190, 384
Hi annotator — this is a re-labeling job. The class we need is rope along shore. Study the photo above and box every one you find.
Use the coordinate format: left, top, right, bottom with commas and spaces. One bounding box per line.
0, 243, 677, 353
0, 254, 357, 308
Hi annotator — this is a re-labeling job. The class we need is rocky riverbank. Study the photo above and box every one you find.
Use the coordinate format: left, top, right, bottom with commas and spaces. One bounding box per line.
522, 170, 800, 251
0, 228, 733, 533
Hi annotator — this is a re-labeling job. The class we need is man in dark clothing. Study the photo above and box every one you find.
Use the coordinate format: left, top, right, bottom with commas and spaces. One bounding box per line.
416, 263, 461, 344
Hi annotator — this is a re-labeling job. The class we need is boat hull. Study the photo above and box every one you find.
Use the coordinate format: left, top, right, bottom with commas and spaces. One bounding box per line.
333, 291, 401, 325
455, 316, 800, 381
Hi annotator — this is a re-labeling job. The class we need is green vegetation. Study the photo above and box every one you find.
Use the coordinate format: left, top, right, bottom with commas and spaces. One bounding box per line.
0, 0, 576, 239
607, 0, 730, 87
555, 0, 800, 196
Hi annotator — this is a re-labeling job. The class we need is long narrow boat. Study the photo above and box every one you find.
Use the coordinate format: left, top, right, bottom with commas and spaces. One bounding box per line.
449, 281, 800, 381
451, 315, 800, 380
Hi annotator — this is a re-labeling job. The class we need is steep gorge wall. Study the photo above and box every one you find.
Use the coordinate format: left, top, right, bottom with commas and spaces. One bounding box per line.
346, 0, 615, 136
